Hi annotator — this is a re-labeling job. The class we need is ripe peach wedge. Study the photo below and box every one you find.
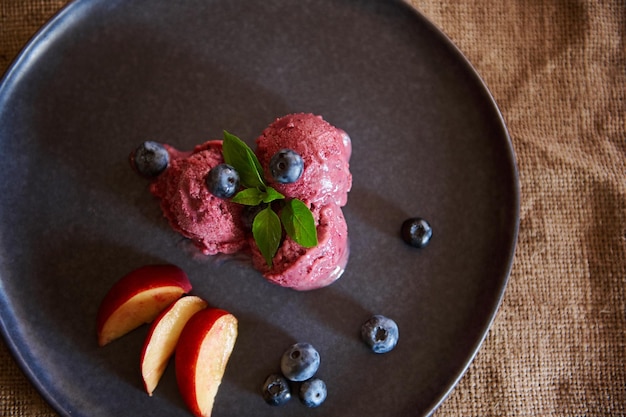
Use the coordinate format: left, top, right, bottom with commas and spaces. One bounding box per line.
175, 308, 238, 417
141, 295, 208, 396
96, 264, 192, 346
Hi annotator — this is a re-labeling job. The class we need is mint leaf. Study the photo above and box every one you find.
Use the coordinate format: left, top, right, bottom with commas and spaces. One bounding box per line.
219, 131, 318, 263
231, 188, 265, 206
222, 130, 265, 189
253, 206, 282, 267
232, 187, 285, 205
262, 187, 285, 203
280, 198, 318, 248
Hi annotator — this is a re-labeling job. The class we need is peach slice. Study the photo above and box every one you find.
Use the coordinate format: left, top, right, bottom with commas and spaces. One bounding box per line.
141, 295, 208, 396
175, 308, 238, 417
96, 264, 192, 346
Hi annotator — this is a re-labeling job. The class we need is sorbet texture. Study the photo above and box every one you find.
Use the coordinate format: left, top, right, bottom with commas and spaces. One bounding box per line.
143, 114, 352, 290
149, 141, 246, 255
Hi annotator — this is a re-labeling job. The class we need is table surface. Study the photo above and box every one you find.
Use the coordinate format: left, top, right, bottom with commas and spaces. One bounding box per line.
1, 1, 624, 416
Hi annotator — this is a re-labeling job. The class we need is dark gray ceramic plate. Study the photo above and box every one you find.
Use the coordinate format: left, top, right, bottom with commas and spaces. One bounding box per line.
0, 1, 519, 416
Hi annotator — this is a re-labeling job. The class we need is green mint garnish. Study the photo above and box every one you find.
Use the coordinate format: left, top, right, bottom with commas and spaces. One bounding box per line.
261, 187, 286, 203
280, 198, 318, 248
231, 187, 285, 206
222, 130, 265, 189
231, 188, 265, 206
221, 131, 318, 266
252, 206, 282, 268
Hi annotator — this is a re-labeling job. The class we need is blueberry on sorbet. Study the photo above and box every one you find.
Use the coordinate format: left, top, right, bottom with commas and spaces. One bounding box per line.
270, 149, 304, 184
130, 141, 170, 178
205, 163, 240, 198
241, 204, 265, 230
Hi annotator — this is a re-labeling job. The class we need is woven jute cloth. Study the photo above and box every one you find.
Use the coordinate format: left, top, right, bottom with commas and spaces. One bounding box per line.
1, 1, 624, 416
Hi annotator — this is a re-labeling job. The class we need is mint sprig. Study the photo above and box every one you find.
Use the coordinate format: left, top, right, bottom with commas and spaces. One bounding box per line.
231, 187, 285, 206
222, 131, 318, 266
252, 206, 282, 267
222, 130, 265, 189
280, 198, 318, 248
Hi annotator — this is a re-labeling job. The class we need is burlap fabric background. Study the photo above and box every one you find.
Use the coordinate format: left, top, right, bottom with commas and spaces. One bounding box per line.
1, 1, 624, 416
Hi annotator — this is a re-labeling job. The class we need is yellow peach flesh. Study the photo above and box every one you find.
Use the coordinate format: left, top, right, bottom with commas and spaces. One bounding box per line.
195, 314, 238, 417
142, 296, 208, 395
98, 286, 185, 346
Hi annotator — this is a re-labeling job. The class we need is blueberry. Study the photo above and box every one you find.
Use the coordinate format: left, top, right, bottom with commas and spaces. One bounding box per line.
261, 373, 291, 406
270, 149, 304, 184
280, 342, 320, 382
361, 315, 399, 354
299, 377, 327, 408
205, 164, 240, 198
401, 217, 432, 248
241, 204, 265, 230
130, 141, 169, 178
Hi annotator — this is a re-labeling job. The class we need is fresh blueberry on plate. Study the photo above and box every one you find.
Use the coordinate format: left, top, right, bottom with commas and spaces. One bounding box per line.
261, 373, 291, 406
299, 377, 327, 408
361, 315, 399, 354
401, 217, 433, 248
280, 342, 320, 382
